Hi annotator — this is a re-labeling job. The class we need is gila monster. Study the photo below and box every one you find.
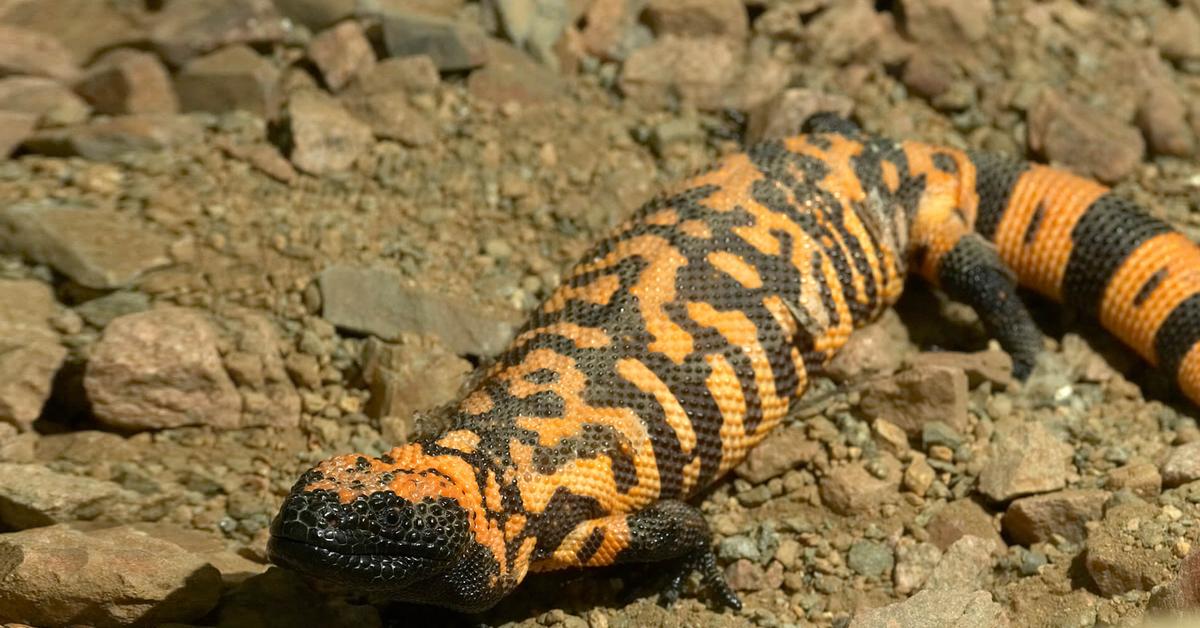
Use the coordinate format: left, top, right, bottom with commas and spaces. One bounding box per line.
268, 114, 1200, 612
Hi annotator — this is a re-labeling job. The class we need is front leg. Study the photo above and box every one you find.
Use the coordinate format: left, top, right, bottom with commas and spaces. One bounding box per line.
532, 500, 742, 610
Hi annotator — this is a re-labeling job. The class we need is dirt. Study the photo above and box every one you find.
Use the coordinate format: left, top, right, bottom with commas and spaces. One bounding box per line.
2, 0, 1200, 626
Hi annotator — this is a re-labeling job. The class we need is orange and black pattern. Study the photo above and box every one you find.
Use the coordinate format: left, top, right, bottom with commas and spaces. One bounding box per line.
269, 114, 1200, 612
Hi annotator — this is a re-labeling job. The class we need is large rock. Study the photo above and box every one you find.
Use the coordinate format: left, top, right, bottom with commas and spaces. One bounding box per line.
1028, 89, 1144, 184
0, 0, 144, 65
149, 0, 288, 66
0, 524, 222, 627
0, 463, 138, 529
281, 90, 374, 175
175, 45, 280, 117
22, 114, 204, 160
925, 498, 1004, 552
0, 280, 65, 431
379, 10, 488, 72
978, 422, 1074, 502
849, 589, 1009, 627
318, 264, 519, 356
84, 307, 243, 431
361, 334, 472, 440
74, 48, 179, 115
0, 76, 90, 127
0, 202, 170, 290
1003, 489, 1109, 545
0, 24, 78, 81
859, 365, 969, 437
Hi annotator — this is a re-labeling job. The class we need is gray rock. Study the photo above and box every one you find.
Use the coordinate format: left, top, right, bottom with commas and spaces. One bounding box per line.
0, 523, 221, 627
0, 76, 90, 127
1162, 442, 1200, 488
75, 291, 151, 328
848, 540, 894, 579
922, 421, 964, 450
849, 589, 1009, 628
923, 535, 996, 593
319, 264, 519, 356
175, 45, 280, 117
978, 422, 1074, 502
379, 10, 488, 72
0, 463, 138, 529
894, 540, 942, 595
0, 202, 170, 289
718, 535, 761, 562
84, 307, 243, 431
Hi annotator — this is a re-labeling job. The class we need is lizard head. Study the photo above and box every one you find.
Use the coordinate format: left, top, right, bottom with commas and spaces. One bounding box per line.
268, 443, 484, 601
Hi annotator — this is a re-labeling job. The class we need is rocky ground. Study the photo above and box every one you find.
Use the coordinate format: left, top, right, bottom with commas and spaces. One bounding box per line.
2, 0, 1200, 626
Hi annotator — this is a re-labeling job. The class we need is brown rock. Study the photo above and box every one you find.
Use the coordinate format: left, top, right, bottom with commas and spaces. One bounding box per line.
849, 589, 1009, 628
222, 309, 301, 429
149, 0, 288, 67
824, 310, 909, 382
272, 0, 356, 30
0, 524, 222, 627
308, 20, 376, 91
0, 203, 171, 289
0, 110, 35, 157
0, 24, 78, 81
215, 138, 298, 183
361, 334, 471, 425
282, 90, 374, 175
1084, 498, 1174, 596
0, 463, 137, 529
859, 365, 969, 438
978, 422, 1074, 502
343, 94, 436, 146
1148, 545, 1200, 613
925, 499, 1003, 552
22, 114, 204, 161
902, 49, 957, 100
724, 558, 767, 592
1105, 461, 1162, 499
467, 40, 562, 106
380, 10, 488, 72
909, 350, 1014, 389
580, 0, 639, 61
807, 0, 890, 64
819, 453, 902, 515
903, 455, 935, 497
347, 56, 441, 96
1137, 76, 1195, 157
175, 45, 280, 117
74, 49, 179, 115
619, 35, 738, 110
899, 0, 993, 45
644, 0, 748, 40
1153, 7, 1200, 62
1162, 441, 1200, 488
923, 535, 998, 593
1027, 89, 1144, 184
735, 426, 823, 484
318, 264, 520, 356
0, 76, 89, 127
746, 87, 855, 143
84, 307, 243, 431
0, 340, 64, 432
0, 0, 145, 66
1002, 489, 1109, 545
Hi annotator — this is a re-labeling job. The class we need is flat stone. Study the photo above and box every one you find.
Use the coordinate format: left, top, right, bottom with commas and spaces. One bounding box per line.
0, 76, 89, 127
0, 24, 78, 81
819, 453, 902, 516
899, 0, 993, 45
22, 113, 204, 161
149, 0, 288, 66
361, 334, 471, 433
978, 422, 1074, 502
1105, 461, 1162, 499
74, 48, 179, 115
319, 264, 519, 356
342, 93, 436, 146
909, 350, 1013, 389
1028, 89, 1144, 184
644, 0, 748, 40
1162, 442, 1200, 488
0, 110, 35, 157
175, 44, 280, 117
282, 90, 374, 175
308, 20, 376, 91
0, 524, 221, 626
925, 498, 1004, 552
923, 535, 998, 593
84, 307, 243, 431
0, 0, 145, 65
735, 426, 822, 484
1084, 498, 1175, 596
467, 39, 562, 106
0, 463, 137, 529
860, 365, 969, 438
1003, 489, 1109, 545
0, 202, 170, 289
746, 87, 855, 143
380, 10, 488, 72
849, 589, 1009, 628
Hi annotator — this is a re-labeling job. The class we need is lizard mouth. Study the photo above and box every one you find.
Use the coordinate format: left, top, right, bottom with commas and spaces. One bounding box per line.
266, 535, 432, 589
